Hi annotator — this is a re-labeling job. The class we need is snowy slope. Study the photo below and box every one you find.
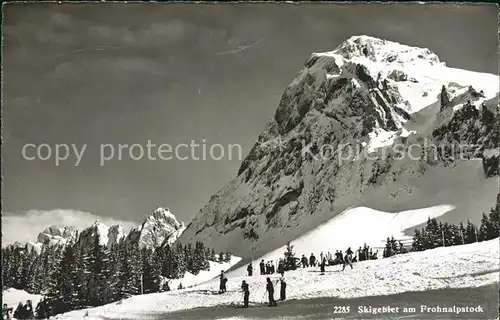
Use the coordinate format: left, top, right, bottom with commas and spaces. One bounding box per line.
2, 288, 43, 311
226, 204, 454, 278
177, 35, 499, 259
161, 256, 242, 291
53, 238, 499, 320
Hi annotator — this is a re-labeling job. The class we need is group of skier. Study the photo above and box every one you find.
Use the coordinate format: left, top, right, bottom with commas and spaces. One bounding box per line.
298, 248, 355, 274
2, 300, 34, 320
219, 269, 287, 308
254, 259, 288, 277
216, 246, 358, 308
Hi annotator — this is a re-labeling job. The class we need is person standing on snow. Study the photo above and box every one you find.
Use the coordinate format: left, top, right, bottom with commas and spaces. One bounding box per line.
320, 256, 326, 275
247, 263, 253, 276
301, 254, 308, 268
277, 259, 285, 277
342, 249, 354, 271
280, 278, 287, 301
219, 270, 227, 293
241, 280, 250, 308
13, 302, 25, 320
309, 253, 316, 267
266, 277, 277, 307
260, 260, 265, 275
3, 303, 13, 320
271, 261, 276, 274
346, 247, 353, 256
24, 300, 34, 319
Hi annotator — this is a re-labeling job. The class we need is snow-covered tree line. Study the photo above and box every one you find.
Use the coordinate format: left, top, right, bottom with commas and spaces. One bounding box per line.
2, 226, 232, 318
404, 194, 499, 255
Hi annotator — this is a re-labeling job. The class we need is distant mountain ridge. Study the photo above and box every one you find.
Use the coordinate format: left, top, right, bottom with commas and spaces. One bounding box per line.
6, 207, 186, 253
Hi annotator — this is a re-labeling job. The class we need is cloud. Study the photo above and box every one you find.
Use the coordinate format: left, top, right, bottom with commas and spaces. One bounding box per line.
2, 209, 138, 246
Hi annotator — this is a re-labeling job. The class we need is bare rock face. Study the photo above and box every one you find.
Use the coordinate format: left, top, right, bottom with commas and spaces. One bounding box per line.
176, 35, 499, 258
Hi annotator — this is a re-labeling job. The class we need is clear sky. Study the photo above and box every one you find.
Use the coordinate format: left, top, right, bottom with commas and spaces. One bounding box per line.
2, 3, 498, 237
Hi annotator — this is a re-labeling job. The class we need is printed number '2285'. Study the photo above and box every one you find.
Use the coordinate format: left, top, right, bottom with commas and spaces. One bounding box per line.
333, 306, 351, 313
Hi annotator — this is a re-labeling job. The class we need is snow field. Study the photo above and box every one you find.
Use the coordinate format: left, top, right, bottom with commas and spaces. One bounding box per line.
53, 238, 499, 319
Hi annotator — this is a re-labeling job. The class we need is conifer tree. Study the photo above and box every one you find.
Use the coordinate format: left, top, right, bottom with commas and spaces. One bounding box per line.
45, 244, 80, 315
412, 229, 424, 251
82, 230, 114, 307
184, 244, 194, 273
465, 220, 478, 244
458, 222, 466, 245
478, 213, 490, 242
424, 218, 441, 249
160, 245, 173, 279
487, 194, 499, 239
192, 241, 209, 274
175, 243, 187, 278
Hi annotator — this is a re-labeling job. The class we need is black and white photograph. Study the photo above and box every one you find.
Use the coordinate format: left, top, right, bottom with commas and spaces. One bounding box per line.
1, 3, 499, 320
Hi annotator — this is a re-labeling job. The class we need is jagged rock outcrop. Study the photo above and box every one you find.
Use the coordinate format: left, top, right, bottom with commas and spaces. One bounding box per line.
132, 207, 186, 249
440, 85, 451, 111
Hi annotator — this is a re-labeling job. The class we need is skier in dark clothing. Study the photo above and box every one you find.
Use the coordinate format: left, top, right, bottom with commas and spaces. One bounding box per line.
266, 277, 277, 307
277, 259, 285, 277
280, 278, 287, 301
219, 271, 227, 293
301, 254, 308, 268
3, 303, 13, 320
241, 280, 250, 308
309, 253, 316, 267
247, 263, 253, 276
24, 300, 34, 319
13, 302, 25, 320
342, 250, 354, 271
320, 256, 326, 274
260, 260, 265, 275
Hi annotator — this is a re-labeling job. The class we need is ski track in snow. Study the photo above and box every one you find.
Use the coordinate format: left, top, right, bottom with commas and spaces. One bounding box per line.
53, 239, 499, 320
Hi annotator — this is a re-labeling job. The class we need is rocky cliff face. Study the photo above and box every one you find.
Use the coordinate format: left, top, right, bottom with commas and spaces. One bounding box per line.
176, 35, 499, 258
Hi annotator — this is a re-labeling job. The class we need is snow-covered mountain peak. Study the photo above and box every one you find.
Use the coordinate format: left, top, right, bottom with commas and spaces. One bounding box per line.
324, 35, 441, 67
149, 207, 181, 226
135, 207, 186, 249
36, 225, 78, 246
77, 221, 111, 247
177, 37, 498, 259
